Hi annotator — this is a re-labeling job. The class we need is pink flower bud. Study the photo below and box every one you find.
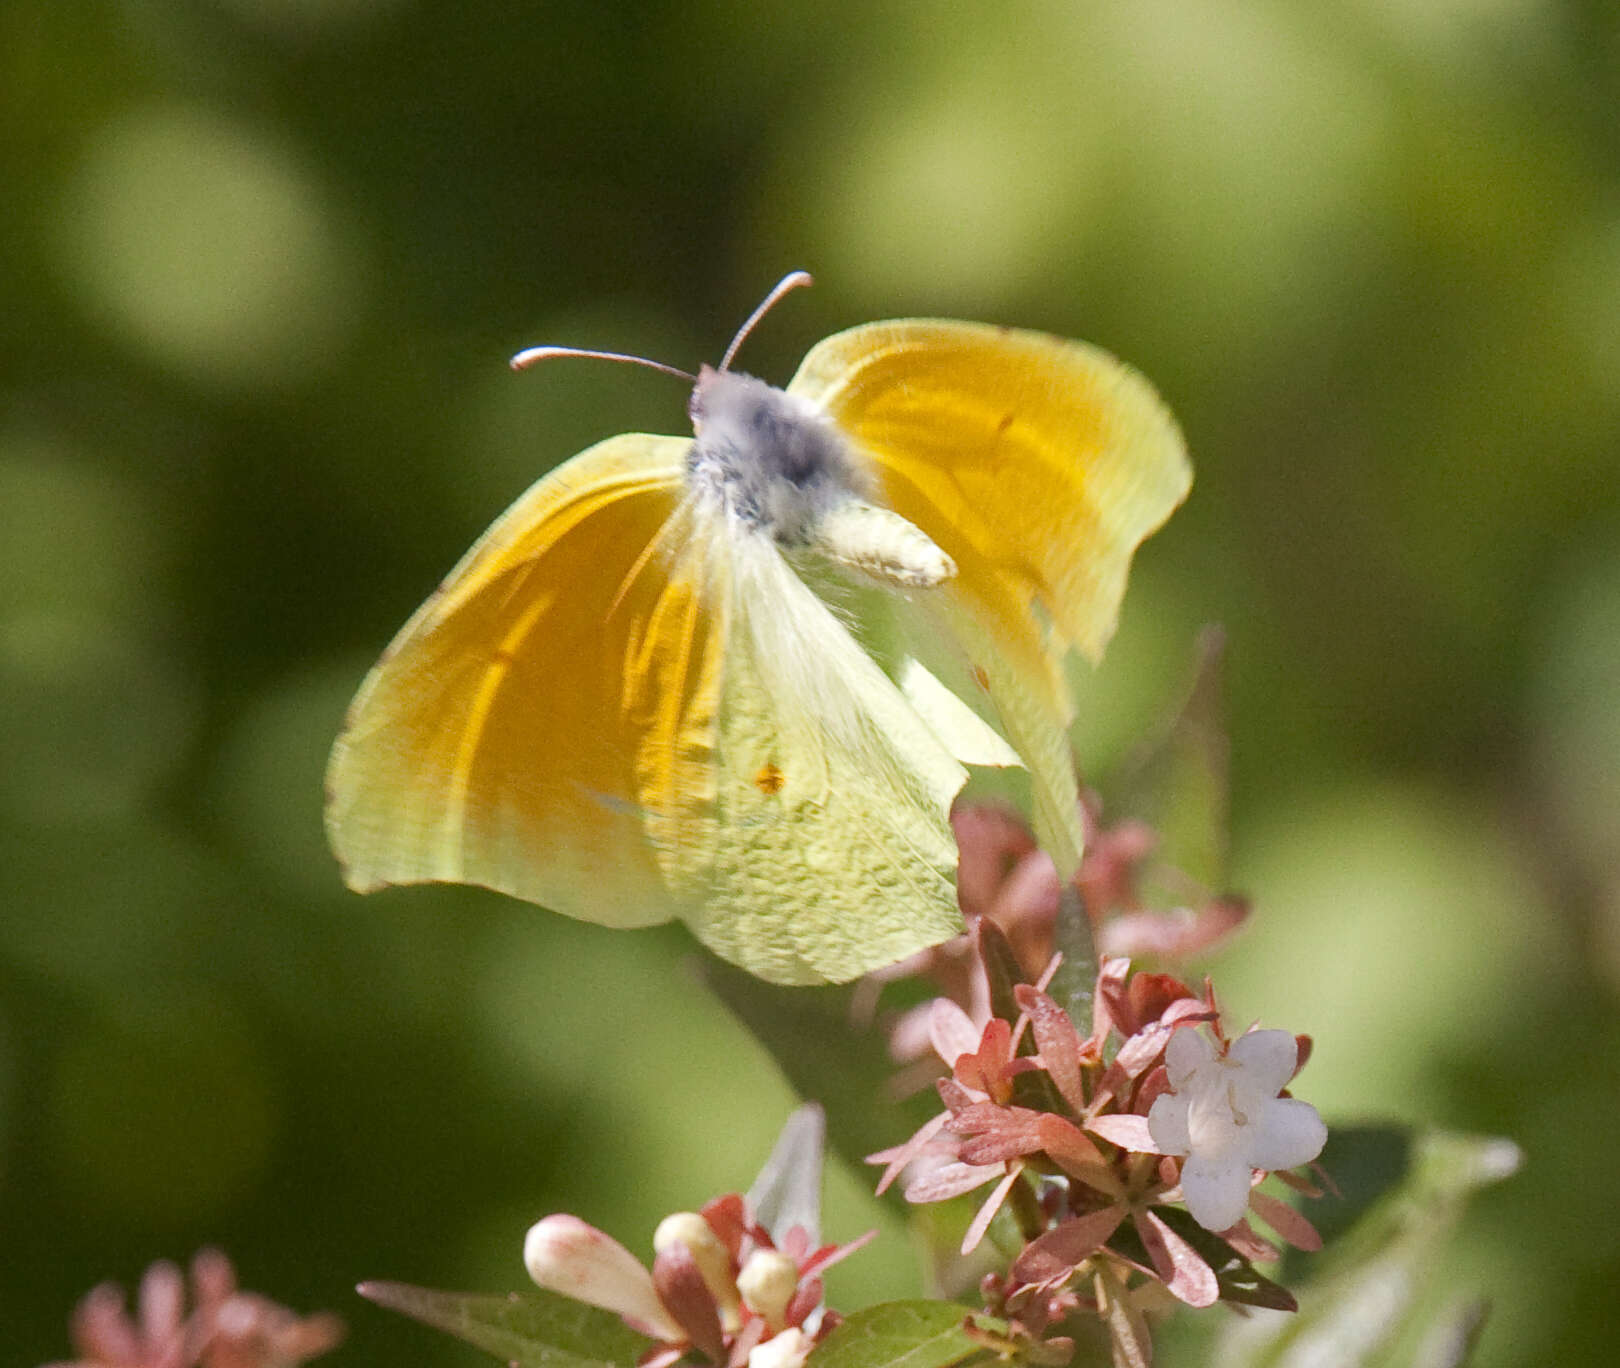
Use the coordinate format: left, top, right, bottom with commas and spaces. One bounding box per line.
523, 1215, 681, 1341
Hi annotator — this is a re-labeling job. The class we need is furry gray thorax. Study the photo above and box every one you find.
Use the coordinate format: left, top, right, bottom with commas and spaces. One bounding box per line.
685, 365, 866, 545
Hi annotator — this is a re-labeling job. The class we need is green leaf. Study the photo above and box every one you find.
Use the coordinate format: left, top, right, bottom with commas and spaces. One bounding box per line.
1210, 1128, 1520, 1367
1043, 883, 1097, 1023
357, 1282, 652, 1368
810, 1301, 994, 1368
1284, 1124, 1414, 1262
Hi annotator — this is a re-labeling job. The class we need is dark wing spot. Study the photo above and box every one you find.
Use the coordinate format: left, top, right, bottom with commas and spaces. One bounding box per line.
995, 411, 1015, 436
753, 763, 786, 795
970, 664, 990, 692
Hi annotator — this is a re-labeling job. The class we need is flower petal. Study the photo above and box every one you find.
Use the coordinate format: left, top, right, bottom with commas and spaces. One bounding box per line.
1245, 1097, 1327, 1172
653, 1243, 726, 1362
70, 1284, 141, 1364
138, 1260, 185, 1342
654, 1212, 740, 1331
1007, 1204, 1128, 1290
1132, 1208, 1218, 1308
928, 998, 981, 1069
1089, 1111, 1159, 1153
1145, 1094, 1190, 1157
904, 1159, 1005, 1203
737, 1250, 799, 1332
1164, 1027, 1214, 1087
1179, 1156, 1253, 1233
1228, 1030, 1298, 1095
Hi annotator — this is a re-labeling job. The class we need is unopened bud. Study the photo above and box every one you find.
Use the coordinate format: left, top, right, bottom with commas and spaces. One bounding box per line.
524, 1215, 681, 1341
736, 1249, 798, 1331
654, 1212, 741, 1330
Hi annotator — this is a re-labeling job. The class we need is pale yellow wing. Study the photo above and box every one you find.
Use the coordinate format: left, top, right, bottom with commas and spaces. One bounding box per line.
325, 434, 715, 928
665, 523, 967, 985
788, 321, 1192, 875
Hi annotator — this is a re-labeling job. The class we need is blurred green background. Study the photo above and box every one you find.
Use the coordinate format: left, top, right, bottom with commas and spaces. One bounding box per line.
4, 0, 1617, 1363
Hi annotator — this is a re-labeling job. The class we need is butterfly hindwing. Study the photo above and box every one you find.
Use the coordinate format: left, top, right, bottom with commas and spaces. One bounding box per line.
672, 522, 966, 985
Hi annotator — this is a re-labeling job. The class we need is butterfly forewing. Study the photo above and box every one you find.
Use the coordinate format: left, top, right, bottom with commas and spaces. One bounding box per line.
788, 320, 1192, 875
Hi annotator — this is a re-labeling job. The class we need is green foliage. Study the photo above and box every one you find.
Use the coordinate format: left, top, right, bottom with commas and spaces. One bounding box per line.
809, 1302, 996, 1368
358, 1282, 652, 1368
1210, 1128, 1521, 1368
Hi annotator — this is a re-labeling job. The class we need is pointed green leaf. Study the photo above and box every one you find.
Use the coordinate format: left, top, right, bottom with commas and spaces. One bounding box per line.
358, 1282, 651, 1368
809, 1301, 995, 1368
1044, 883, 1097, 1023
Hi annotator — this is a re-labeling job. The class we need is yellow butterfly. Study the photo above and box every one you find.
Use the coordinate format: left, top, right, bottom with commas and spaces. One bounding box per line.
325, 272, 1190, 985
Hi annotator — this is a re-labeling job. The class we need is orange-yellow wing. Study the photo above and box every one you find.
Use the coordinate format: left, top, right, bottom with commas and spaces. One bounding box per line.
788, 321, 1192, 875
325, 433, 716, 928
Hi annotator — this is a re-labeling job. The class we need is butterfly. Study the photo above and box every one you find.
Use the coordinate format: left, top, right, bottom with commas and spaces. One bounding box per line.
325, 272, 1190, 985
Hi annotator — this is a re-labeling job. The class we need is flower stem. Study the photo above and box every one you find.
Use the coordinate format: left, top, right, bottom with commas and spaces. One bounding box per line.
1008, 1170, 1048, 1244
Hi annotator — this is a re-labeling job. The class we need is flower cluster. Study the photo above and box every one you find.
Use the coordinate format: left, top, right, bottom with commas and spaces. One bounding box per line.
870, 921, 1326, 1361
524, 1192, 870, 1368
43, 1249, 343, 1368
875, 795, 1249, 1096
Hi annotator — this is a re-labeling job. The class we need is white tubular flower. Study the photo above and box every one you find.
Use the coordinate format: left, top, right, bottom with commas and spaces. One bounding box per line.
1147, 1028, 1328, 1232
523, 1214, 682, 1341
748, 1326, 812, 1368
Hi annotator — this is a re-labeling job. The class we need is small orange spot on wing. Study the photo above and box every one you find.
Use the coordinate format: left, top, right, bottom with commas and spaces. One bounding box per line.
753, 763, 785, 795
970, 664, 990, 692
995, 411, 1015, 435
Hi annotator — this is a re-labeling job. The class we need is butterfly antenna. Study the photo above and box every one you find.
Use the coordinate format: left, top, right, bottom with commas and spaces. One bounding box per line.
718, 270, 814, 373
508, 344, 696, 383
